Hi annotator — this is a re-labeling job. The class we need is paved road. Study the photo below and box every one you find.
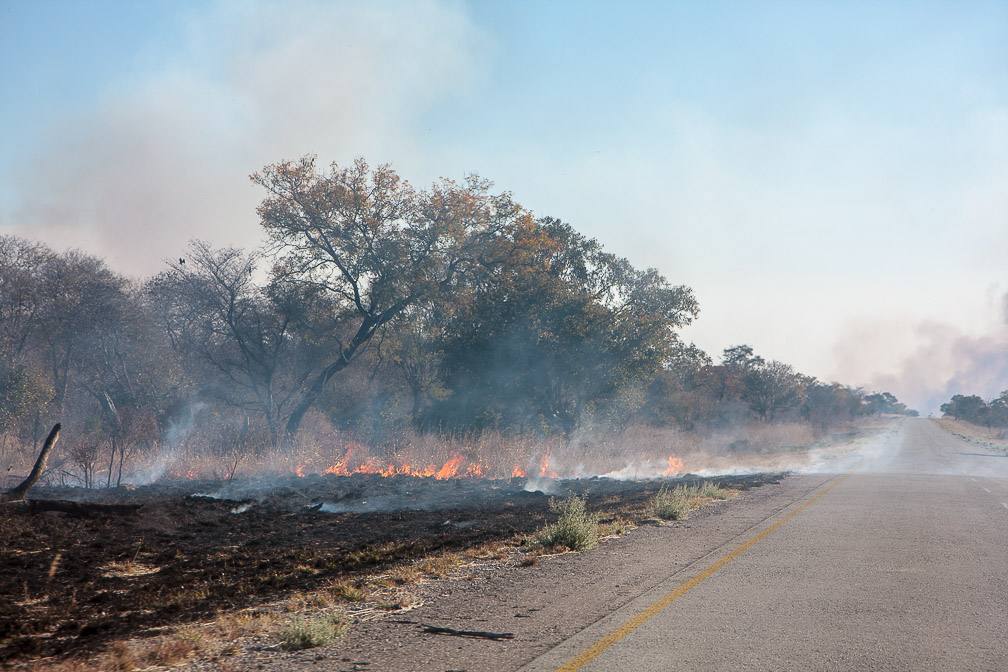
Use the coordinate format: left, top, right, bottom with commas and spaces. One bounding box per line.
524, 419, 1008, 671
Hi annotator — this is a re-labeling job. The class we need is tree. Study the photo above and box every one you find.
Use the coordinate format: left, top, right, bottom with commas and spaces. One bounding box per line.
375, 301, 451, 423
0, 365, 53, 442
149, 241, 337, 447
251, 156, 534, 437
0, 236, 52, 368
431, 218, 698, 434
742, 359, 803, 422
990, 391, 1008, 425
940, 394, 987, 423
37, 249, 132, 416
863, 391, 909, 416
802, 382, 862, 430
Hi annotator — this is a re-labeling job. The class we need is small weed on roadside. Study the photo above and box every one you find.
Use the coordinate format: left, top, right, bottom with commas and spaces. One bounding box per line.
536, 495, 599, 551
651, 484, 691, 520
278, 613, 345, 650
329, 581, 366, 603
652, 481, 728, 521
699, 481, 728, 500
419, 554, 463, 577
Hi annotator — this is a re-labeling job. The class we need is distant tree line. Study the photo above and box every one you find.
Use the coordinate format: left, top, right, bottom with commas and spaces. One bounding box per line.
0, 157, 915, 476
940, 392, 1008, 428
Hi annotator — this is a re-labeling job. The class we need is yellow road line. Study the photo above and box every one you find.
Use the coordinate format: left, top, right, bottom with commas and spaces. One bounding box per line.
555, 475, 850, 672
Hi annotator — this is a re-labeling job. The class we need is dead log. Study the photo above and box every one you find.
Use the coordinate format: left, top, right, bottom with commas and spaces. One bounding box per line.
1, 423, 60, 503
0, 498, 142, 516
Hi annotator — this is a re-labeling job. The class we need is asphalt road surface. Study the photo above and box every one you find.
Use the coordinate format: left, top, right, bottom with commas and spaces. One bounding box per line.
524, 418, 1008, 671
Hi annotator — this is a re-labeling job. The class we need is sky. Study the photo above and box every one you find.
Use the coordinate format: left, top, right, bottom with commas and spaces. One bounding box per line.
1, 0, 1006, 414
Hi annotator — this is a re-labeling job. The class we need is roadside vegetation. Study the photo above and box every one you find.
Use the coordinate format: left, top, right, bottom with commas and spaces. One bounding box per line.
536, 495, 600, 551
935, 391, 1008, 452
939, 392, 1008, 435
0, 159, 913, 489
651, 481, 729, 521
279, 613, 346, 650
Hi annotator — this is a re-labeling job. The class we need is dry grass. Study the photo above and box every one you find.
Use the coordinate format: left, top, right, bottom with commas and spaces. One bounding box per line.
597, 516, 635, 538
937, 418, 1008, 447
2, 411, 868, 489
328, 579, 367, 602
419, 553, 464, 577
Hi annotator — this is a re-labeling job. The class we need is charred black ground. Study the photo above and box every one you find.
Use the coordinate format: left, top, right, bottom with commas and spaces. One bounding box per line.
0, 472, 781, 664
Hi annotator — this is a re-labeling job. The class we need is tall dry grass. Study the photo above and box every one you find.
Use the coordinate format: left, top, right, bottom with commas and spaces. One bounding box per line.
0, 412, 888, 489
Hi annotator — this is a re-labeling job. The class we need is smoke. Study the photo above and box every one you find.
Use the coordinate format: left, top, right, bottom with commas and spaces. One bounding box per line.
868, 303, 1008, 416
1, 0, 484, 277
829, 289, 1008, 416
123, 400, 207, 485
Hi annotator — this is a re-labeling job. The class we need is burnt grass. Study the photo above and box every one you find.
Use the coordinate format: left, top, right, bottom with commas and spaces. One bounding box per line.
0, 471, 781, 664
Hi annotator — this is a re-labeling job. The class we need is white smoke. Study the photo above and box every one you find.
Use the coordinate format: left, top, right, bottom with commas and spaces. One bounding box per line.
2, 0, 485, 277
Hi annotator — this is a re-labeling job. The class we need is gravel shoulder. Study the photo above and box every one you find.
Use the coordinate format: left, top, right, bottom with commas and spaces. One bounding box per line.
202, 472, 833, 672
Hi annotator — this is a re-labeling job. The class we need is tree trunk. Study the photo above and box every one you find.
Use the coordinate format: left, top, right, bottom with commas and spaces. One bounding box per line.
1, 423, 61, 502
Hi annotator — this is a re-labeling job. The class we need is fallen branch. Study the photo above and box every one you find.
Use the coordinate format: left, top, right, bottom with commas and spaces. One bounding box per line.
0, 499, 142, 516
422, 625, 514, 641
1, 423, 60, 503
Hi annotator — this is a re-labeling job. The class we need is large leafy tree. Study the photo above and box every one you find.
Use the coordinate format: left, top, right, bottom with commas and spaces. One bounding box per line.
432, 218, 699, 434
252, 156, 531, 437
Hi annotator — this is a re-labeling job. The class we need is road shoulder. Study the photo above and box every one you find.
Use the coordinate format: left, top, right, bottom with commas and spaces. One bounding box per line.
229, 472, 834, 672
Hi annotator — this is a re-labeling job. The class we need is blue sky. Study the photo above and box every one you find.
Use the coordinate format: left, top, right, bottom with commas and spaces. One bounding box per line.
1, 0, 1006, 412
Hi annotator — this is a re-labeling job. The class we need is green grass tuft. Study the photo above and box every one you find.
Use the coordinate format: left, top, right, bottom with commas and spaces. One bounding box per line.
278, 614, 344, 650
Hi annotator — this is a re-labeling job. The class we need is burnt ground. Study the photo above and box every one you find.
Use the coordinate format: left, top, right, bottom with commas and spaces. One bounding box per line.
0, 472, 781, 668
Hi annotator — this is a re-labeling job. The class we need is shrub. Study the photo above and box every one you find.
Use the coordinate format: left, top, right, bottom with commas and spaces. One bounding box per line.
651, 484, 691, 520
279, 614, 344, 650
699, 481, 728, 500
536, 495, 599, 551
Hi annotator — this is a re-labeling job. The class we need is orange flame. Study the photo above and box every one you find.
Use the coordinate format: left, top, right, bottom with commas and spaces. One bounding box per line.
324, 461, 349, 476
295, 463, 305, 478
464, 462, 486, 478
662, 456, 685, 476
538, 452, 558, 479
511, 465, 526, 478
436, 454, 465, 479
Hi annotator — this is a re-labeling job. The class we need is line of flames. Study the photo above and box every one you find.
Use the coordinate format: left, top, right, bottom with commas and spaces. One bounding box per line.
301, 451, 686, 480
168, 451, 685, 481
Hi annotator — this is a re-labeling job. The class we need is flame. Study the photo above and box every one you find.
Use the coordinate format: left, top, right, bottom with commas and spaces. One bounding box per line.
662, 455, 685, 476
464, 461, 486, 478
321, 453, 472, 479
538, 452, 558, 479
324, 461, 350, 476
435, 454, 465, 479
295, 463, 305, 478
511, 465, 526, 478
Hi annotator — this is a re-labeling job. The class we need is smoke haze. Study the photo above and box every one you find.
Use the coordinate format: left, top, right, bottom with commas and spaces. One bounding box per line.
838, 291, 1008, 415
2, 0, 483, 276
1, 0, 1004, 416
